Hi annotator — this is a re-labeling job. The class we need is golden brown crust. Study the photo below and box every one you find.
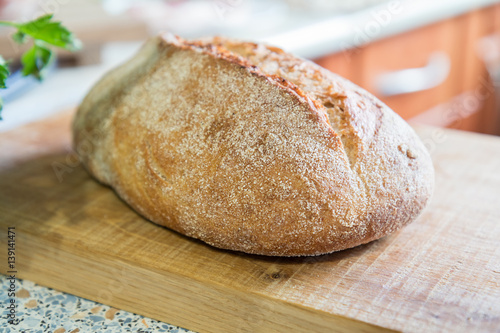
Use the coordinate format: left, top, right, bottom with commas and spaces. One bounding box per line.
73, 33, 434, 256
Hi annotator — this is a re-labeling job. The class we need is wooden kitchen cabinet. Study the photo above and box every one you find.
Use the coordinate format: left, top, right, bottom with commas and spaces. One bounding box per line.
315, 3, 500, 135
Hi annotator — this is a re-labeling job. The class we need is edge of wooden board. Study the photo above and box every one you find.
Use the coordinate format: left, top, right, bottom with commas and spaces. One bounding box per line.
0, 227, 395, 333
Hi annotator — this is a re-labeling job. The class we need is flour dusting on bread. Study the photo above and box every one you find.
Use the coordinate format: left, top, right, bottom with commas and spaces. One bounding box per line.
73, 33, 434, 256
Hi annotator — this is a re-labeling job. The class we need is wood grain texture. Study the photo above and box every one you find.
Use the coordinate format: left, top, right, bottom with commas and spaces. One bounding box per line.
0, 110, 499, 332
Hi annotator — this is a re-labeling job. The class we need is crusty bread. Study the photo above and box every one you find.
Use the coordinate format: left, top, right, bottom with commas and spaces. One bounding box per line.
73, 33, 434, 256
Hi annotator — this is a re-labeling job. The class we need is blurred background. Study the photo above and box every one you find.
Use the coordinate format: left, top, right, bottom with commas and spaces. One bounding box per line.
1, 0, 500, 135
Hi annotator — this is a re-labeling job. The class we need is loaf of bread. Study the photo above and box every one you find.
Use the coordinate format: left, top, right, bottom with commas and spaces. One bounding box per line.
73, 33, 434, 256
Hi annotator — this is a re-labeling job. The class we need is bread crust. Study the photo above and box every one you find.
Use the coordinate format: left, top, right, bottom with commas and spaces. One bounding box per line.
73, 33, 434, 256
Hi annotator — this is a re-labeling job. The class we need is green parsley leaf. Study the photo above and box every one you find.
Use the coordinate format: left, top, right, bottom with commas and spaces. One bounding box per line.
0, 56, 9, 118
0, 14, 81, 119
21, 43, 55, 80
0, 56, 10, 89
11, 30, 27, 44
16, 14, 81, 51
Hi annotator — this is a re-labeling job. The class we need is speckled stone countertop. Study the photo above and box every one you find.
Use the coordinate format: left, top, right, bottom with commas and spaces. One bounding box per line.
1, 275, 195, 333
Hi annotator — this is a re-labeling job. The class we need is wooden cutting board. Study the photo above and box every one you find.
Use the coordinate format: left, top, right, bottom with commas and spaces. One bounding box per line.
0, 110, 499, 333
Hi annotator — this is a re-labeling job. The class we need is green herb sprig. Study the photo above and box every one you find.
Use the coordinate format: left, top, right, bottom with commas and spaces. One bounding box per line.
0, 14, 81, 118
